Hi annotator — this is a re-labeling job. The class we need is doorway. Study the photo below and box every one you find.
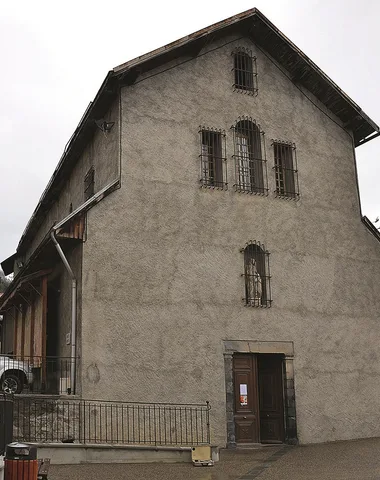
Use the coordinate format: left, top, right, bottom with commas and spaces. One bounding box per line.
46, 283, 60, 393
233, 353, 285, 444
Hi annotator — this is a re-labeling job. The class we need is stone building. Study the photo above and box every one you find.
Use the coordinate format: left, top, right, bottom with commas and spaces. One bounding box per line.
1, 8, 380, 448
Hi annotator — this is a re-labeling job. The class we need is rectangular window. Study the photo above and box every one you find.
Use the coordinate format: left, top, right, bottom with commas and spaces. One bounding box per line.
199, 127, 227, 189
84, 167, 95, 201
272, 141, 299, 199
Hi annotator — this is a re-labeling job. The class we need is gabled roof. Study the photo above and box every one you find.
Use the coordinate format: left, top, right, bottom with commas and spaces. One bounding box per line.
113, 7, 379, 143
11, 7, 380, 256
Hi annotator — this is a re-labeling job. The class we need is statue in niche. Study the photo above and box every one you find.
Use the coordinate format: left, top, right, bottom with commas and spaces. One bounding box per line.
246, 258, 262, 306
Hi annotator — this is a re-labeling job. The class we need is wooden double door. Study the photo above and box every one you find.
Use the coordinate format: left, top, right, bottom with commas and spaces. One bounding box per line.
233, 353, 285, 444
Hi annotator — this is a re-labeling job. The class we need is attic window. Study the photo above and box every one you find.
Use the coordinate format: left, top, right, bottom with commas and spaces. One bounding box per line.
232, 48, 257, 95
84, 167, 95, 201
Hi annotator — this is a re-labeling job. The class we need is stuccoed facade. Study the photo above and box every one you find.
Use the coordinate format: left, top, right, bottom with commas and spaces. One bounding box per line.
81, 36, 380, 445
1, 9, 380, 447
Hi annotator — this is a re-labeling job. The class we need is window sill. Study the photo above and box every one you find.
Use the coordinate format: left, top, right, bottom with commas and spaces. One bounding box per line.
243, 302, 272, 308
200, 184, 228, 191
274, 194, 299, 201
234, 187, 268, 196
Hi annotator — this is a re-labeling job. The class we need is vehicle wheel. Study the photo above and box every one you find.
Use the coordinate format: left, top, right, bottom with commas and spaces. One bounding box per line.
2, 374, 23, 394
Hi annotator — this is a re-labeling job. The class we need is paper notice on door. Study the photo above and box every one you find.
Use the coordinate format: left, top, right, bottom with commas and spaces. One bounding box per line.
240, 384, 248, 406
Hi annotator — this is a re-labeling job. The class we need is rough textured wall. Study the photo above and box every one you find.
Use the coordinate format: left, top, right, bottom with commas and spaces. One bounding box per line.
23, 97, 120, 262
81, 36, 380, 446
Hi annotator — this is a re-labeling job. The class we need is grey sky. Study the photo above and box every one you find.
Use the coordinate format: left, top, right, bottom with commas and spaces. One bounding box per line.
1, 0, 379, 261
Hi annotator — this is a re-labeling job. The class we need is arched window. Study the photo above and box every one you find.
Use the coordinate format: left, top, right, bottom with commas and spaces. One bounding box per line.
232, 48, 257, 94
232, 118, 267, 194
242, 241, 271, 307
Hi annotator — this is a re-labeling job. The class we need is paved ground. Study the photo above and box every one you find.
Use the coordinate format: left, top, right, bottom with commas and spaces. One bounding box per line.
49, 438, 380, 480
257, 438, 380, 480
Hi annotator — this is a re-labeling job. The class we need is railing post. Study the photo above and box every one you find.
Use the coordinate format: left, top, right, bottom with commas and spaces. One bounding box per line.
206, 401, 211, 445
82, 400, 86, 444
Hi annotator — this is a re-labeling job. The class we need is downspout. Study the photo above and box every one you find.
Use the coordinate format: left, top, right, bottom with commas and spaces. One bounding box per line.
50, 230, 77, 395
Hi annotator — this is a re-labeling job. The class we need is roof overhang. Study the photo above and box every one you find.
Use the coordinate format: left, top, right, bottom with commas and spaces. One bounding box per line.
1, 253, 16, 276
113, 8, 379, 146
13, 8, 380, 255
0, 207, 91, 311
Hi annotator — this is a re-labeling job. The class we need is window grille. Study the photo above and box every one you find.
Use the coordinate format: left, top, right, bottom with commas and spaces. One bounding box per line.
84, 167, 95, 201
232, 117, 268, 195
241, 241, 272, 307
199, 127, 227, 189
232, 47, 258, 95
272, 140, 299, 199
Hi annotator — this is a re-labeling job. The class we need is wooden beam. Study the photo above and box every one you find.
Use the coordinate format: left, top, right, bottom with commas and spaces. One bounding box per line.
0, 312, 4, 354
20, 304, 26, 360
41, 276, 48, 386
30, 297, 35, 359
19, 269, 53, 286
13, 307, 18, 356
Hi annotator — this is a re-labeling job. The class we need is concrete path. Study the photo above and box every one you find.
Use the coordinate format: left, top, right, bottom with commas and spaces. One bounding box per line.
257, 438, 380, 480
49, 438, 380, 480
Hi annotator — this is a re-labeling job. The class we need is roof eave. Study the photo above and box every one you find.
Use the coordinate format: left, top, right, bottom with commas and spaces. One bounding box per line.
17, 71, 118, 254
113, 8, 258, 74
247, 11, 379, 143
114, 8, 378, 145
362, 216, 380, 242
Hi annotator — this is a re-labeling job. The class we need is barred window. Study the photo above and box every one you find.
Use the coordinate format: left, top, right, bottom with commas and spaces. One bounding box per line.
242, 241, 272, 307
199, 127, 227, 189
84, 166, 95, 201
232, 48, 258, 94
232, 117, 267, 194
272, 141, 299, 199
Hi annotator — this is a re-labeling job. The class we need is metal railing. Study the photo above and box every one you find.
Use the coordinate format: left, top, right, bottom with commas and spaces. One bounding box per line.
0, 356, 74, 395
12, 397, 211, 446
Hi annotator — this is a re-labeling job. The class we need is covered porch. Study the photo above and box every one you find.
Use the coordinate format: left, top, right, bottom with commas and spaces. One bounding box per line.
0, 214, 84, 395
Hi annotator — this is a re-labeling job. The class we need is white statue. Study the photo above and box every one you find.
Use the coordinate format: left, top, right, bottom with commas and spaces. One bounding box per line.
246, 258, 262, 306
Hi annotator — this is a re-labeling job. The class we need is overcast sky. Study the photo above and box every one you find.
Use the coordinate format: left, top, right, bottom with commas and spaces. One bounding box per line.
0, 0, 379, 261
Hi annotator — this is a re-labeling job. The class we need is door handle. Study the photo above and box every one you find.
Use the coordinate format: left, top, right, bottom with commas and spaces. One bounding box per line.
243, 416, 247, 419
